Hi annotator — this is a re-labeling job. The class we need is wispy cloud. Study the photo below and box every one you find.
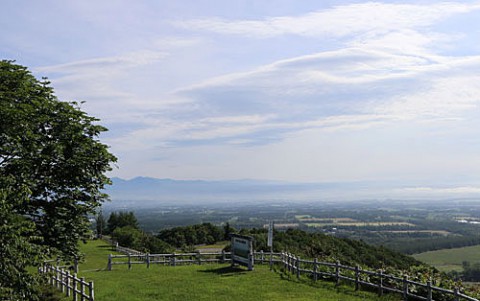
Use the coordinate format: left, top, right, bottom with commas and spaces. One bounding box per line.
175, 2, 480, 38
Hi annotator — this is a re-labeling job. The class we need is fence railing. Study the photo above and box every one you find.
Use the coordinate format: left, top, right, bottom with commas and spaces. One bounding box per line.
39, 263, 94, 301
107, 249, 478, 301
281, 252, 477, 301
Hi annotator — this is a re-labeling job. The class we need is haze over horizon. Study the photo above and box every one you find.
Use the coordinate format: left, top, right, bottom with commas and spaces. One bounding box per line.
3, 1, 480, 199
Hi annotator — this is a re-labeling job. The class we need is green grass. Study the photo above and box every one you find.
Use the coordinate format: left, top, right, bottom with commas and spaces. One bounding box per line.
76, 240, 399, 301
413, 244, 480, 272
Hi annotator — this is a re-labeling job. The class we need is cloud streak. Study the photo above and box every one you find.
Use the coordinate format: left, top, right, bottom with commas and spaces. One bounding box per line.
176, 2, 480, 38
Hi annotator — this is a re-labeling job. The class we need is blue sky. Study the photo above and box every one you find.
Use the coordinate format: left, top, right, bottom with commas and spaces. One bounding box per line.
3, 1, 480, 198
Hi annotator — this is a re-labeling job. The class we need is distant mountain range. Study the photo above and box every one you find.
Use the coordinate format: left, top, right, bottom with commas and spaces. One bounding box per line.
105, 176, 341, 203
103, 176, 480, 208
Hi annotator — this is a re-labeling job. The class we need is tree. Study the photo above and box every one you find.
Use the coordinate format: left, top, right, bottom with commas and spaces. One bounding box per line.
107, 211, 138, 234
95, 211, 107, 237
0, 60, 116, 299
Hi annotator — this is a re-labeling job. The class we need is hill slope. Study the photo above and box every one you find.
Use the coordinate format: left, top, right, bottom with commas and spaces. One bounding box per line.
76, 240, 397, 301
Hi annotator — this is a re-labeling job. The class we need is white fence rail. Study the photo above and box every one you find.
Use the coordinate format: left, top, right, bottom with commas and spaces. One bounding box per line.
39, 263, 94, 301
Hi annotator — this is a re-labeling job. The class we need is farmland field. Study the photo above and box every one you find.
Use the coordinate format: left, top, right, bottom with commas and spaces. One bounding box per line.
75, 240, 399, 301
413, 244, 480, 272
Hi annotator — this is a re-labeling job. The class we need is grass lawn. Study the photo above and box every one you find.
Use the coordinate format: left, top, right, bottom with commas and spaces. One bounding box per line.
413, 244, 480, 272
75, 240, 399, 301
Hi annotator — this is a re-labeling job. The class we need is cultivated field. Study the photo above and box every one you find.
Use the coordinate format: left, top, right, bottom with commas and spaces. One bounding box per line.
413, 245, 480, 272
75, 240, 399, 301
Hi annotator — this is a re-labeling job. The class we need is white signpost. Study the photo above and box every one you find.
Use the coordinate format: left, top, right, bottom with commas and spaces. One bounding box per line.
267, 221, 274, 270
267, 221, 273, 248
230, 234, 254, 271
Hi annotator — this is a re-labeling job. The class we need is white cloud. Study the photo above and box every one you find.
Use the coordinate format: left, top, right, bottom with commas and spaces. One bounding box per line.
35, 50, 168, 74
176, 2, 480, 38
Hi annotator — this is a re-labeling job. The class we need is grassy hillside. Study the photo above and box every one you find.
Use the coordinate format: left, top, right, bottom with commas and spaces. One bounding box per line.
413, 245, 480, 272
75, 240, 399, 301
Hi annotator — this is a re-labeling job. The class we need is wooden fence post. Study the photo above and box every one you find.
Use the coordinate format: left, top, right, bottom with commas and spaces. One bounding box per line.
454, 288, 460, 301
89, 281, 94, 301
296, 256, 300, 279
172, 253, 176, 266
402, 275, 409, 301
427, 280, 432, 301
80, 277, 85, 301
61, 269, 66, 293
313, 258, 318, 282
290, 253, 293, 274
355, 266, 360, 291
285, 253, 290, 273
66, 271, 71, 297
108, 254, 112, 271
269, 249, 273, 271
222, 250, 226, 263
74, 257, 79, 274
260, 250, 264, 264
335, 261, 340, 287
147, 253, 150, 268
290, 254, 294, 274
73, 273, 78, 301
128, 253, 131, 270
196, 251, 201, 265
378, 269, 384, 297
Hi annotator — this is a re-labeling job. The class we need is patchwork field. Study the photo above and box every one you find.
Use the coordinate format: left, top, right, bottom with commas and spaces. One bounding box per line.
74, 240, 399, 301
295, 215, 415, 228
413, 244, 480, 272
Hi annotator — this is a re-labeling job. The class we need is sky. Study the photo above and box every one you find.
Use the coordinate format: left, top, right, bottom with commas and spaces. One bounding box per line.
2, 1, 480, 197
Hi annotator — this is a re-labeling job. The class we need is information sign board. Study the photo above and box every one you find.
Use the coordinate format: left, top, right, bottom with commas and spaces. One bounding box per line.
230, 234, 254, 271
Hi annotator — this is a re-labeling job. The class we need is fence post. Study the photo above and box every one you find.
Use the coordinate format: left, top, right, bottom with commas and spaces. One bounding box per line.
172, 253, 176, 266
146, 253, 150, 268
222, 250, 226, 263
313, 258, 318, 282
74, 257, 79, 274
355, 266, 360, 291
108, 254, 112, 271
261, 250, 264, 264
55, 265, 59, 288
66, 271, 71, 297
378, 269, 384, 297
286, 253, 290, 273
289, 253, 292, 273
269, 249, 273, 271
61, 269, 65, 293
402, 275, 409, 301
80, 277, 85, 301
128, 253, 131, 270
89, 281, 94, 301
73, 273, 77, 301
454, 288, 460, 301
427, 280, 432, 301
335, 261, 340, 287
296, 256, 301, 279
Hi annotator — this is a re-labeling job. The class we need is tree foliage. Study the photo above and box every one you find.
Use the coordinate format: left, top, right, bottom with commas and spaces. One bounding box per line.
157, 223, 225, 248
107, 211, 139, 234
0, 60, 116, 299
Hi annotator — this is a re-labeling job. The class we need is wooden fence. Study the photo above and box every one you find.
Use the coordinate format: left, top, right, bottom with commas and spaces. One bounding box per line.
281, 252, 477, 301
107, 249, 478, 301
39, 263, 94, 301
108, 250, 235, 270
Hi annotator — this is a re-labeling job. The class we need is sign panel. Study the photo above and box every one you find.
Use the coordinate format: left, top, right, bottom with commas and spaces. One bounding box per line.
230, 234, 254, 271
